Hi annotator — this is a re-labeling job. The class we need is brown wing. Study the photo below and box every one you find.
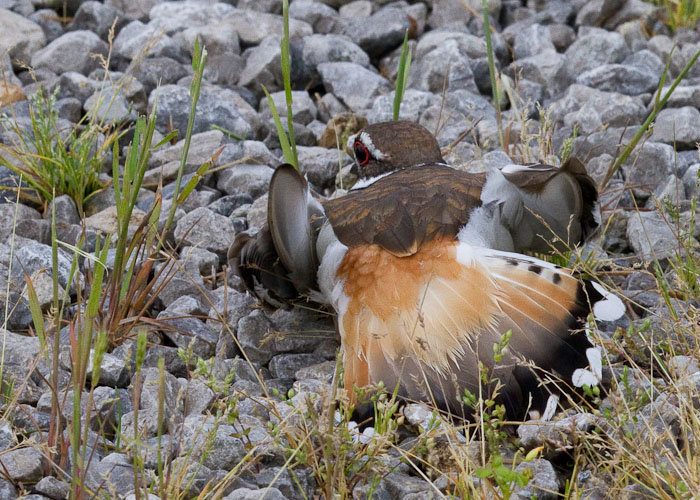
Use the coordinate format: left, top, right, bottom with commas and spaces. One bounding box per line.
322, 165, 486, 256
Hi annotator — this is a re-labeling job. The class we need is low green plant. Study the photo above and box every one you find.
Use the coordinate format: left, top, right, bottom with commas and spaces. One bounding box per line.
651, 0, 700, 31
0, 87, 122, 214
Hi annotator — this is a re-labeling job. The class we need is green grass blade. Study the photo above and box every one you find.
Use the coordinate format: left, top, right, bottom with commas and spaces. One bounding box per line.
482, 0, 504, 149
281, 0, 298, 168
602, 48, 700, 188
263, 84, 296, 167
393, 30, 412, 121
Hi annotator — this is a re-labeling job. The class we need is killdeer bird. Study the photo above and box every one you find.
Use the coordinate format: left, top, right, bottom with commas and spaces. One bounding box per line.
229, 121, 623, 420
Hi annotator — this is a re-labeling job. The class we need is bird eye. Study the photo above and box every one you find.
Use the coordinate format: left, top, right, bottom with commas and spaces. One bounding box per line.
353, 141, 370, 166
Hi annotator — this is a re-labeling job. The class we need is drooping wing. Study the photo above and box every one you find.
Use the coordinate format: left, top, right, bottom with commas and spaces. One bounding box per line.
323, 165, 486, 257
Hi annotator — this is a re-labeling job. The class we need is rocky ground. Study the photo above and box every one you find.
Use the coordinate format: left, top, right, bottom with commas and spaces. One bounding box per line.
0, 0, 700, 498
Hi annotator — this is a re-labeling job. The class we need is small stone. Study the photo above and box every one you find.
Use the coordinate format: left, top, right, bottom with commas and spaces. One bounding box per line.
620, 142, 675, 198
157, 301, 219, 359
31, 31, 108, 75
289, 1, 345, 35
259, 90, 318, 125
269, 353, 323, 379
237, 310, 276, 364
85, 453, 135, 495
576, 63, 658, 96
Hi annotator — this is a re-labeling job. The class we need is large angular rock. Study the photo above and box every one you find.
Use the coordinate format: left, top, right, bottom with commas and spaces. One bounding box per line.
621, 142, 675, 198
650, 107, 700, 150
318, 62, 391, 111
149, 84, 257, 139
219, 8, 312, 46
173, 207, 236, 258
343, 6, 412, 58
576, 63, 658, 96
514, 23, 555, 59
68, 1, 129, 40
31, 31, 108, 75
410, 39, 479, 94
289, 0, 345, 34
113, 20, 186, 62
148, 1, 236, 34
217, 164, 274, 199
549, 84, 646, 134
0, 8, 46, 67
627, 211, 679, 261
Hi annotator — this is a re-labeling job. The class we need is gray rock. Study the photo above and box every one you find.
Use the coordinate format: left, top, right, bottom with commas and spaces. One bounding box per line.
30, 9, 64, 43
670, 41, 700, 80
85, 453, 135, 496
0, 421, 14, 453
176, 23, 242, 86
514, 23, 555, 60
184, 378, 216, 416
506, 50, 564, 89
181, 415, 247, 470
645, 174, 686, 210
237, 310, 277, 364
220, 7, 313, 46
268, 353, 323, 379
35, 476, 70, 500
0, 8, 46, 67
289, 0, 345, 34
415, 30, 489, 61
420, 89, 496, 146
318, 61, 391, 111
410, 39, 479, 94
157, 299, 219, 360
68, 1, 128, 40
682, 164, 699, 199
84, 85, 133, 124
620, 142, 675, 198
148, 1, 236, 35
104, 0, 161, 20
260, 90, 317, 126
12, 241, 76, 291
555, 29, 629, 90
113, 20, 185, 62
367, 89, 439, 124
576, 0, 625, 27
339, 1, 372, 19
256, 466, 314, 499
216, 164, 274, 199
56, 71, 99, 102
128, 57, 189, 93
576, 63, 658, 96
296, 146, 342, 190
0, 203, 41, 242
426, 0, 473, 28
627, 211, 678, 261
173, 206, 236, 258
550, 84, 646, 135
650, 106, 700, 149
343, 6, 412, 58
300, 33, 370, 82
149, 84, 256, 139
549, 23, 576, 51
382, 471, 440, 498
513, 458, 561, 499
224, 488, 287, 500
120, 406, 163, 440
55, 97, 83, 122
31, 30, 108, 75
86, 351, 129, 388
238, 36, 282, 96
0, 447, 44, 482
